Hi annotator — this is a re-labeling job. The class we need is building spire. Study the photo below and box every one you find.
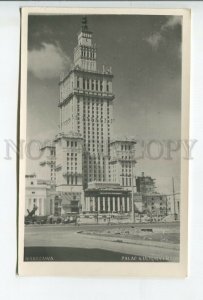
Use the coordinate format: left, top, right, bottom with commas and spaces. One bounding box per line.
81, 16, 88, 32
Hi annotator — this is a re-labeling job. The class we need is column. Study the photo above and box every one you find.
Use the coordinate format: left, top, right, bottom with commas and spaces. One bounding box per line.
85, 197, 88, 211
117, 197, 120, 212
108, 197, 111, 212
113, 197, 115, 212
127, 197, 130, 212
98, 197, 101, 212
87, 197, 90, 212
103, 197, 105, 212
122, 197, 125, 213
92, 197, 95, 212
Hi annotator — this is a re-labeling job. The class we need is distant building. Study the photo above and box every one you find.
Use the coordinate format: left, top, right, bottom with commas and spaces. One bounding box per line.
142, 194, 170, 217
25, 174, 81, 217
136, 172, 156, 194
48, 191, 81, 216
25, 174, 53, 216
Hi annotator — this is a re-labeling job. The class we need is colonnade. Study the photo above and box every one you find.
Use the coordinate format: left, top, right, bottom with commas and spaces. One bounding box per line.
85, 196, 131, 213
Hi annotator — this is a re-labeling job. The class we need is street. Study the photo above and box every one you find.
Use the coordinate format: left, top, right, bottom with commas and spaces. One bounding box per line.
24, 222, 180, 262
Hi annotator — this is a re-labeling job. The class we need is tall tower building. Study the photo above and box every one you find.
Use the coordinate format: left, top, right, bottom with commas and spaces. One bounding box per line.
58, 17, 114, 187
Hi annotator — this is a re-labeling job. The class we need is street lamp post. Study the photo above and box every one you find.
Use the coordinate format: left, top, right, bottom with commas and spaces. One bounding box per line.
131, 158, 135, 223
172, 177, 177, 221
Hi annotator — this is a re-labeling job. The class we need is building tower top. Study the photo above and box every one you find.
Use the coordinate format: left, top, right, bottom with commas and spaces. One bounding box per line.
81, 16, 88, 32
74, 17, 96, 71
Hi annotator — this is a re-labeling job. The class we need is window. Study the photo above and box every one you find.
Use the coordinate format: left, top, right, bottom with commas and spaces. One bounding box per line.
67, 141, 69, 147
75, 141, 77, 147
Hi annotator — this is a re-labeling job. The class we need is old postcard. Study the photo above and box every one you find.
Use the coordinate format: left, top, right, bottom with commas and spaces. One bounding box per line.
18, 7, 190, 276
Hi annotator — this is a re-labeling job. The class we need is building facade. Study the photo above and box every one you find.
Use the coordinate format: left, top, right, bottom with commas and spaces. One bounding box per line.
142, 194, 169, 217
84, 182, 132, 213
58, 17, 114, 187
110, 139, 137, 188
54, 132, 83, 192
39, 143, 56, 183
25, 174, 53, 216
34, 17, 175, 219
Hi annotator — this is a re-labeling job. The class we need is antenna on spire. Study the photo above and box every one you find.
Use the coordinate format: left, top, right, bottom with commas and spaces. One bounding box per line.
82, 16, 88, 31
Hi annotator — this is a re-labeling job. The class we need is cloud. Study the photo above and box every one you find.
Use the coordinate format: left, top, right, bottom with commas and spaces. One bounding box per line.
161, 16, 182, 31
145, 16, 181, 50
28, 43, 72, 79
144, 32, 162, 50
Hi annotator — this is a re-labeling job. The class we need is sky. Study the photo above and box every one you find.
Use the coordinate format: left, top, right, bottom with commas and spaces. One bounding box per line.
26, 14, 182, 194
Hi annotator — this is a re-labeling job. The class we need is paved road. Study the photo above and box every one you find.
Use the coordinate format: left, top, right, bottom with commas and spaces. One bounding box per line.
24, 223, 179, 262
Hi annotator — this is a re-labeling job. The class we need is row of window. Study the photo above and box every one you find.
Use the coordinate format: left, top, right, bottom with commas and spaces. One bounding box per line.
122, 178, 132, 187
121, 145, 131, 151
77, 78, 110, 92
67, 141, 78, 147
67, 166, 77, 171
121, 156, 132, 160
80, 50, 95, 59
122, 162, 132, 168
67, 175, 78, 185
67, 158, 77, 162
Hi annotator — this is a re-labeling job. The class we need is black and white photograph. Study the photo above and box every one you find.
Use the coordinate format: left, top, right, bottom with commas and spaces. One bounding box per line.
18, 7, 190, 276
